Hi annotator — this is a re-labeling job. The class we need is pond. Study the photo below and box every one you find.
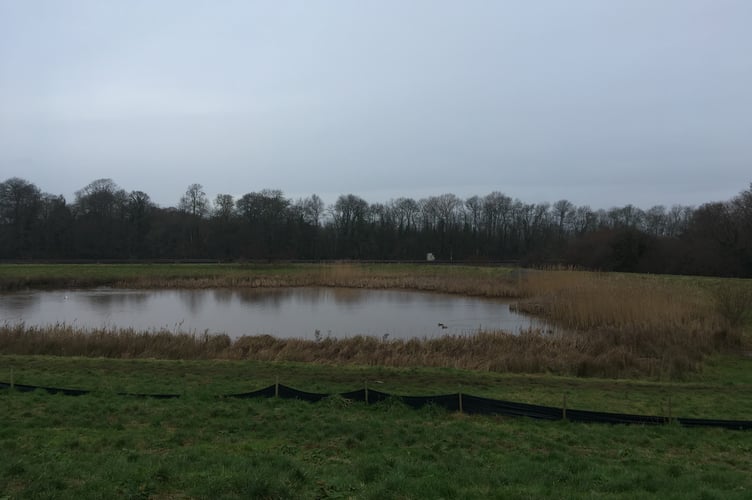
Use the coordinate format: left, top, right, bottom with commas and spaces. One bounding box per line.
0, 287, 550, 340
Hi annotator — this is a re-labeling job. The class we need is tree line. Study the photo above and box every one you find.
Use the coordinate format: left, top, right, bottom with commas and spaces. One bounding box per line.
1, 177, 750, 277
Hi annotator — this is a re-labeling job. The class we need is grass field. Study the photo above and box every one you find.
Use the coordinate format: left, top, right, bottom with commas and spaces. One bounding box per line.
2, 355, 752, 499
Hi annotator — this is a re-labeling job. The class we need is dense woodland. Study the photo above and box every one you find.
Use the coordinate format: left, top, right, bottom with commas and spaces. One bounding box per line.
1, 177, 750, 277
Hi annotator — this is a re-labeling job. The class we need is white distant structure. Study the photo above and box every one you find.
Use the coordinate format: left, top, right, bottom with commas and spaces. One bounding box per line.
426, 253, 435, 261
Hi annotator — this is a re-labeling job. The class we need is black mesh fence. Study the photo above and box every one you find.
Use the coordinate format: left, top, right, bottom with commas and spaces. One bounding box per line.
400, 393, 462, 412
339, 389, 368, 402
2, 380, 751, 430
0, 381, 89, 396
677, 417, 752, 431
116, 392, 181, 399
276, 384, 329, 402
223, 385, 277, 399
565, 408, 667, 426
461, 395, 562, 420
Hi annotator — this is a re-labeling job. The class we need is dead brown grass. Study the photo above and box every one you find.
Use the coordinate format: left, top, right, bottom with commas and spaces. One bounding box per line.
120, 264, 520, 298
515, 270, 721, 332
0, 324, 739, 380
507, 269, 748, 377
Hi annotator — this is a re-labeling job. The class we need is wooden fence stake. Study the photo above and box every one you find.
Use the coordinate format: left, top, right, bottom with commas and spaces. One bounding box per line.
10, 368, 14, 390
275, 376, 279, 398
365, 381, 369, 405
668, 395, 672, 424
458, 392, 463, 414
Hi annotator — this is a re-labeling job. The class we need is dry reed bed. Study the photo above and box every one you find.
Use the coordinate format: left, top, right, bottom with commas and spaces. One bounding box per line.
515, 271, 719, 331
116, 266, 520, 299
507, 270, 748, 377
0, 324, 739, 379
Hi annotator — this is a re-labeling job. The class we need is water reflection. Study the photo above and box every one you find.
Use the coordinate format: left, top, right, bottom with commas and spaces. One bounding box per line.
82, 289, 149, 308
233, 288, 294, 307
178, 289, 206, 314
0, 287, 552, 340
0, 291, 41, 322
208, 288, 393, 309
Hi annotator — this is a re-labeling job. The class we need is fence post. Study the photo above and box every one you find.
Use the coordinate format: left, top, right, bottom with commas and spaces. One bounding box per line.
275, 376, 279, 398
10, 368, 13, 390
365, 381, 369, 405
458, 392, 463, 414
562, 394, 567, 421
668, 395, 672, 424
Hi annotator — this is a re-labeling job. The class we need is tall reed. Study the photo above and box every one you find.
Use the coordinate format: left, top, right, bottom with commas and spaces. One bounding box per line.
510, 270, 747, 377
0, 321, 738, 379
516, 270, 724, 332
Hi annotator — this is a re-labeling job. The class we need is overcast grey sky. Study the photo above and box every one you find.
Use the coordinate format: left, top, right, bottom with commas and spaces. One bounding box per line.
1, 0, 750, 209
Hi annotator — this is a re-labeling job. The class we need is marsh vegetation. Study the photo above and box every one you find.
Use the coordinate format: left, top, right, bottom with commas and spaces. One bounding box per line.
1, 263, 749, 379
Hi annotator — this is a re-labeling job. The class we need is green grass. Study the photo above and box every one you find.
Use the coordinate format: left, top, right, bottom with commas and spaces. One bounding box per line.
2, 354, 751, 420
2, 356, 752, 499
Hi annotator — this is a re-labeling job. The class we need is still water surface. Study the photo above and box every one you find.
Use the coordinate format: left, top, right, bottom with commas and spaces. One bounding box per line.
0, 287, 548, 340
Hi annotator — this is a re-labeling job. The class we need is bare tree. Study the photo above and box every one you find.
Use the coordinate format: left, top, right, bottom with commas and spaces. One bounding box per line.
332, 194, 368, 231
301, 194, 324, 226
465, 196, 482, 233
213, 194, 235, 221
73, 179, 129, 257
644, 205, 667, 237
607, 204, 644, 228
331, 194, 369, 257
482, 191, 512, 237
435, 193, 462, 228
0, 177, 42, 256
393, 197, 419, 232
552, 199, 575, 236
127, 190, 154, 257
74, 178, 125, 217
666, 205, 694, 236
418, 197, 439, 231
572, 205, 597, 235
179, 183, 209, 218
